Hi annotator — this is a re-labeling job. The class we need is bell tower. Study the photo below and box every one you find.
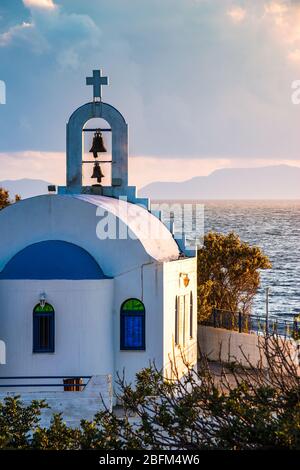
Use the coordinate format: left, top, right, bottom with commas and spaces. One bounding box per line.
58, 69, 148, 208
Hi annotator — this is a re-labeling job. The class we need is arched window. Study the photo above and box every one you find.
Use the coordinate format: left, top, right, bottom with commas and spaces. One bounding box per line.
190, 292, 193, 338
120, 299, 145, 350
33, 303, 55, 353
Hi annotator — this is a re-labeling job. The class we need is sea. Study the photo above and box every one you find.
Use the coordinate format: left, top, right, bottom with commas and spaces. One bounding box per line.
160, 200, 300, 324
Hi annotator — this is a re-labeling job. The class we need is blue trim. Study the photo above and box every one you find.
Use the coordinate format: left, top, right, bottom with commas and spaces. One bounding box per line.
120, 299, 145, 351
0, 240, 109, 280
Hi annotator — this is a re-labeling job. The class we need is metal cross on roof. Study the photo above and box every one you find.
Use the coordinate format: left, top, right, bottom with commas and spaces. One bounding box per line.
86, 69, 109, 101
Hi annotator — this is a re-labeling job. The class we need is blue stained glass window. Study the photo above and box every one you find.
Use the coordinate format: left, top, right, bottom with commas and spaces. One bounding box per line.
120, 299, 145, 350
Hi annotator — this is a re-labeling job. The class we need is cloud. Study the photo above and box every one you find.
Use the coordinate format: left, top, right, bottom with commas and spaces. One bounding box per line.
288, 48, 300, 62
0, 151, 234, 188
2, 151, 300, 189
0, 1, 102, 63
1, 0, 300, 162
129, 156, 300, 188
227, 6, 247, 23
264, 1, 288, 15
264, 1, 300, 45
0, 22, 34, 47
23, 0, 57, 10
0, 151, 65, 184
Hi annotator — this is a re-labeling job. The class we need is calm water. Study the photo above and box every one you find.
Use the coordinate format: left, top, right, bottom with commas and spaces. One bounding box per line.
161, 200, 300, 323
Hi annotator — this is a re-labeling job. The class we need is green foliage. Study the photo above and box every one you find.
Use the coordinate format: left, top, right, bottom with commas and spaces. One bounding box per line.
102, 337, 299, 450
0, 187, 21, 210
197, 232, 271, 322
0, 396, 47, 449
32, 414, 81, 450
0, 338, 299, 450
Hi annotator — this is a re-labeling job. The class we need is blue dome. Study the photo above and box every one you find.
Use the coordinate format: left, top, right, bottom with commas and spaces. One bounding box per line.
0, 240, 109, 280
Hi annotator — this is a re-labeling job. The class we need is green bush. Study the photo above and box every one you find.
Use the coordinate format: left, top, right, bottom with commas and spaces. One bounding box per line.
0, 336, 299, 450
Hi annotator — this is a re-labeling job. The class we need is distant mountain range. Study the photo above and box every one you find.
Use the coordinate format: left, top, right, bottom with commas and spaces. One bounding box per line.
0, 178, 52, 199
140, 165, 300, 199
1, 165, 300, 200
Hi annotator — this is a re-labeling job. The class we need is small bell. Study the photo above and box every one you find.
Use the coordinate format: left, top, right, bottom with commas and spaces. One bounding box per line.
91, 161, 105, 184
89, 130, 107, 158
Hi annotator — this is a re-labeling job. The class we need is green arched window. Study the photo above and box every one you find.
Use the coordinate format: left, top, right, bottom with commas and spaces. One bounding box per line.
33, 303, 55, 353
120, 299, 145, 350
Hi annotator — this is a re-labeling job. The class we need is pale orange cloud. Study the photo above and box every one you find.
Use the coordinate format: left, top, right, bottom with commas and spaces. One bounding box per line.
23, 0, 57, 10
129, 157, 232, 188
227, 6, 247, 24
264, 1, 300, 45
1, 152, 300, 191
0, 22, 33, 47
288, 49, 300, 63
130, 157, 300, 188
264, 1, 288, 16
0, 151, 65, 185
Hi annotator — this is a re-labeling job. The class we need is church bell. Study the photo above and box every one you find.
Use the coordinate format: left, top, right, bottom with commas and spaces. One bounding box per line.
89, 130, 107, 158
91, 161, 105, 184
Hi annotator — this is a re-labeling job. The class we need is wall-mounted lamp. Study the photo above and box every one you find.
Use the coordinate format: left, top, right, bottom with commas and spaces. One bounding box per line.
180, 273, 190, 287
39, 292, 47, 309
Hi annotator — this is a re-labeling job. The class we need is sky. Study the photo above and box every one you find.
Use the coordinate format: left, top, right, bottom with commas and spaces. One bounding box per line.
1, 0, 300, 188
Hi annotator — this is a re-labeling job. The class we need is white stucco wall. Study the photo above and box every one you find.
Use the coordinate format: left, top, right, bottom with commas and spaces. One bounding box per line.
111, 256, 198, 385
163, 257, 198, 378
0, 263, 169, 389
113, 262, 164, 385
198, 325, 299, 370
0, 259, 198, 394
0, 279, 114, 386
0, 194, 196, 393
110, 257, 197, 386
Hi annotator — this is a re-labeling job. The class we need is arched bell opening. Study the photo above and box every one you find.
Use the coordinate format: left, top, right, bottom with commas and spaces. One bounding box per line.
66, 100, 128, 191
83, 117, 112, 187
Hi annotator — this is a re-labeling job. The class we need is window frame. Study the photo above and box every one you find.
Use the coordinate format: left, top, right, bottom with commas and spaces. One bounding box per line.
190, 291, 193, 338
33, 303, 55, 353
175, 296, 179, 345
120, 299, 146, 351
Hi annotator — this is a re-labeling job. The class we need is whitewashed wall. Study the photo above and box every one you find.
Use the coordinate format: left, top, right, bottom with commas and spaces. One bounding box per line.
0, 194, 197, 391
113, 263, 164, 386
163, 257, 198, 378
0, 262, 198, 391
198, 325, 299, 369
112, 258, 198, 386
0, 279, 114, 385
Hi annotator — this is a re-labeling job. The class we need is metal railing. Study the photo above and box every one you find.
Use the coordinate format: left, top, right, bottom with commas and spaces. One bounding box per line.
202, 308, 299, 339
0, 376, 92, 390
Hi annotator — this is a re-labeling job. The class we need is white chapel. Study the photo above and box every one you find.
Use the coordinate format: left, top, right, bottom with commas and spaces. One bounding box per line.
0, 70, 197, 399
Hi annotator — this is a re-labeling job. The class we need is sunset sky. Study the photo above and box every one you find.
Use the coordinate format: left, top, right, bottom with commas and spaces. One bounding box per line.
1, 0, 300, 188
